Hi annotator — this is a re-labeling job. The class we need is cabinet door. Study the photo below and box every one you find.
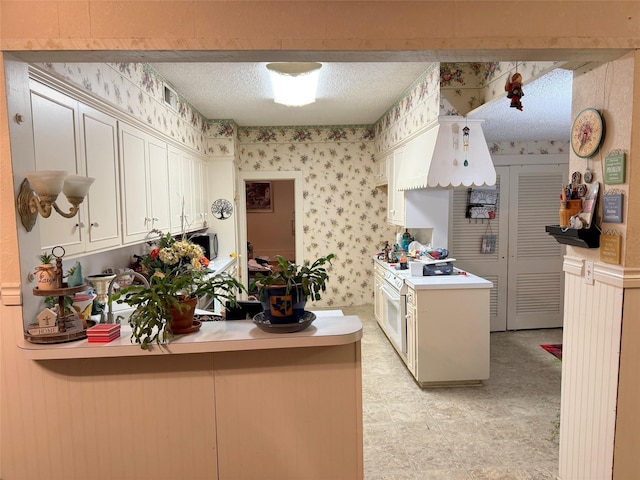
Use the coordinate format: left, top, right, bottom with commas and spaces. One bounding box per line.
80, 105, 121, 251
181, 153, 196, 230
375, 154, 388, 186
119, 123, 151, 243
388, 148, 405, 226
147, 136, 170, 233
192, 157, 208, 229
373, 266, 385, 325
29, 82, 85, 255
168, 146, 185, 234
405, 289, 417, 376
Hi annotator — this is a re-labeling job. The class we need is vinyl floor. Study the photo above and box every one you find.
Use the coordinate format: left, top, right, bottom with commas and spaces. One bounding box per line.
340, 305, 562, 480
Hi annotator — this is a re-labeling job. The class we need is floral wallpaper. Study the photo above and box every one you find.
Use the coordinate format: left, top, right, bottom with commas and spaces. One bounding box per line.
373, 63, 441, 154
206, 120, 238, 157
439, 61, 561, 115
34, 60, 568, 307
488, 140, 569, 156
237, 126, 393, 307
374, 61, 567, 156
38, 62, 209, 153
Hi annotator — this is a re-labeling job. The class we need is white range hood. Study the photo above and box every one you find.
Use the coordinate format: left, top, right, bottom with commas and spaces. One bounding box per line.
396, 116, 497, 190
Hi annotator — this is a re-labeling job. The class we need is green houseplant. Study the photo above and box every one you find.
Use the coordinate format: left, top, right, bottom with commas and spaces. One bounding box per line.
111, 232, 244, 349
250, 253, 335, 324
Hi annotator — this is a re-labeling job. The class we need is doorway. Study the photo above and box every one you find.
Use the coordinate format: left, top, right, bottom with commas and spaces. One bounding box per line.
237, 170, 304, 296
451, 160, 568, 331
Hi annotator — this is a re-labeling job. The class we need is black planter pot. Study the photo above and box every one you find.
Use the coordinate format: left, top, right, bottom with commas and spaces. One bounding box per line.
259, 284, 307, 324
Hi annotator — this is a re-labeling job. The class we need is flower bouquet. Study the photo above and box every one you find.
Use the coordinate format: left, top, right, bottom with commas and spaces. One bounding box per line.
111, 232, 244, 349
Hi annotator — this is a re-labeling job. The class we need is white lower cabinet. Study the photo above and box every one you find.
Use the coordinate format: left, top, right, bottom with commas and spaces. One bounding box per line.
405, 289, 417, 376
119, 122, 170, 243
29, 81, 121, 256
407, 284, 490, 387
373, 262, 385, 325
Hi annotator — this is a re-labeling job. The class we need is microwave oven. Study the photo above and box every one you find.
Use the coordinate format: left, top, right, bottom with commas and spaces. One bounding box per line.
190, 233, 218, 260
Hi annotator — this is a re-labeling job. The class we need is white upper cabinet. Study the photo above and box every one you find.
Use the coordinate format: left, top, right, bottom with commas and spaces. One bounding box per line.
387, 147, 406, 226
192, 157, 209, 229
375, 154, 388, 186
119, 122, 169, 243
29, 81, 121, 256
28, 78, 208, 255
80, 105, 121, 251
146, 135, 171, 234
168, 146, 208, 234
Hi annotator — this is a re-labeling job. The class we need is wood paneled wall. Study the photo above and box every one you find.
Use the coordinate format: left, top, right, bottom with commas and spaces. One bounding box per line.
559, 268, 623, 479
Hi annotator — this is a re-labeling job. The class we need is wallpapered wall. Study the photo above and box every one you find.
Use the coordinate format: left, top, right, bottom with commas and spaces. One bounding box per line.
39, 62, 210, 153
38, 61, 568, 306
236, 127, 393, 307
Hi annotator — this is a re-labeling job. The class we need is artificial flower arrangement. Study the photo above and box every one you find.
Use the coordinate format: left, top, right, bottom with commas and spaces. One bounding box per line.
111, 232, 244, 349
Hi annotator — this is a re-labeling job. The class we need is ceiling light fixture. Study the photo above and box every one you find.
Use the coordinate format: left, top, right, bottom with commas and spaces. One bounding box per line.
266, 62, 322, 107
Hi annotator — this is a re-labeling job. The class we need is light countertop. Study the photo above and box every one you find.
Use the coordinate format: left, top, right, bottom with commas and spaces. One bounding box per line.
373, 257, 492, 290
18, 315, 362, 360
405, 273, 492, 290
207, 256, 237, 274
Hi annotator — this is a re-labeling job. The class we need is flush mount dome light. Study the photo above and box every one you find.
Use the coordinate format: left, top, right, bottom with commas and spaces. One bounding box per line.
266, 62, 322, 107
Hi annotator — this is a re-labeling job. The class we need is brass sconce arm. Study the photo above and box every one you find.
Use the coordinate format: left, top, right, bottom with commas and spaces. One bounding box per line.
52, 200, 83, 219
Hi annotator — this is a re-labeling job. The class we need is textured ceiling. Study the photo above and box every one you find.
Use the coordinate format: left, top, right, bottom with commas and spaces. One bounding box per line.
149, 62, 573, 143
468, 68, 573, 143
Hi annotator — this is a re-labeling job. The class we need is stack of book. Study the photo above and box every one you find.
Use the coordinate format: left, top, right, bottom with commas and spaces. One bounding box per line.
87, 324, 121, 343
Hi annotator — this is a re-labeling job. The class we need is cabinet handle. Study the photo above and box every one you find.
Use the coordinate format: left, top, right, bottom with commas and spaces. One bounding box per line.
90, 222, 99, 228
144, 217, 151, 224
75, 222, 85, 228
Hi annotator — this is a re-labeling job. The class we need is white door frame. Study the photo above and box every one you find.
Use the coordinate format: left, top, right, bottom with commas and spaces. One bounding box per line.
237, 170, 304, 296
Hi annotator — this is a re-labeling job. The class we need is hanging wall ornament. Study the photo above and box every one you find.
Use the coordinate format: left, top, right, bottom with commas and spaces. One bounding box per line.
462, 125, 470, 167
211, 199, 233, 220
504, 66, 524, 111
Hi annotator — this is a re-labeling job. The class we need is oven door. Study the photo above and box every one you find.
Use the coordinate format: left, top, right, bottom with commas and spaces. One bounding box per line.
380, 282, 407, 357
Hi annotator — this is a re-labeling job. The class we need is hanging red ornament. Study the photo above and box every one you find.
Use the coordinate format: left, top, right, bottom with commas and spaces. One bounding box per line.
504, 73, 524, 111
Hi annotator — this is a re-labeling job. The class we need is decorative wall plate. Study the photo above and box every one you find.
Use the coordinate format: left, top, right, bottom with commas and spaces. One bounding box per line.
571, 108, 604, 158
211, 199, 233, 220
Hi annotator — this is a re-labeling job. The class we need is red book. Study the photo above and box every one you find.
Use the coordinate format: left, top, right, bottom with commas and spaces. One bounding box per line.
87, 324, 121, 337
88, 331, 121, 343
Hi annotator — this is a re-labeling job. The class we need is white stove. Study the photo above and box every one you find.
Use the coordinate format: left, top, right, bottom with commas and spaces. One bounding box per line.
383, 268, 409, 293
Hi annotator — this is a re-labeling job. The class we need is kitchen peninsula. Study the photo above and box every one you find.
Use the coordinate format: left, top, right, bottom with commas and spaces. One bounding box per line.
16, 315, 364, 480
374, 257, 491, 387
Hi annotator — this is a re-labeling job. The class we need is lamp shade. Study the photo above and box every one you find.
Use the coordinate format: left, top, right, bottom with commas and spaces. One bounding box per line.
63, 175, 95, 198
25, 171, 68, 196
266, 62, 322, 107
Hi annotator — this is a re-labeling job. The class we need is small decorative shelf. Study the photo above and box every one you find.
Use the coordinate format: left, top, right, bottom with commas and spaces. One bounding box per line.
545, 225, 600, 248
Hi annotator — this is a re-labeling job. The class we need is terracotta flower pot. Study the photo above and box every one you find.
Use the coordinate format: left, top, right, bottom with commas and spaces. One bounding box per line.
168, 296, 197, 332
36, 264, 57, 290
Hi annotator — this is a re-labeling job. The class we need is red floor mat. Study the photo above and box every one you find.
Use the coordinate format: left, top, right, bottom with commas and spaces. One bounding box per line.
540, 343, 562, 360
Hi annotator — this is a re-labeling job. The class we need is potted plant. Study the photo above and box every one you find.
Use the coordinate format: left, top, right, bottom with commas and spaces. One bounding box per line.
111, 232, 245, 350
250, 253, 335, 324
35, 251, 57, 290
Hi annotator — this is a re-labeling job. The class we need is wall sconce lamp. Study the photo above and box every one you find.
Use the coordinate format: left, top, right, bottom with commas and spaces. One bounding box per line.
266, 62, 322, 107
17, 171, 95, 232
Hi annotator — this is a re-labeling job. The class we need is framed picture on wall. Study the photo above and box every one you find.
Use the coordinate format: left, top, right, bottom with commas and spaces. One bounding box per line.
246, 181, 273, 212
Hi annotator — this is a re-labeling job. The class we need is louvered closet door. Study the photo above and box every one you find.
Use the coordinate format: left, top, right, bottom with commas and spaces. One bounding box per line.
451, 167, 509, 332
507, 164, 566, 330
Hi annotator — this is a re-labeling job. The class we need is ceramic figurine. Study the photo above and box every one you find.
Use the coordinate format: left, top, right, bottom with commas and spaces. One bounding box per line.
505, 73, 524, 111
